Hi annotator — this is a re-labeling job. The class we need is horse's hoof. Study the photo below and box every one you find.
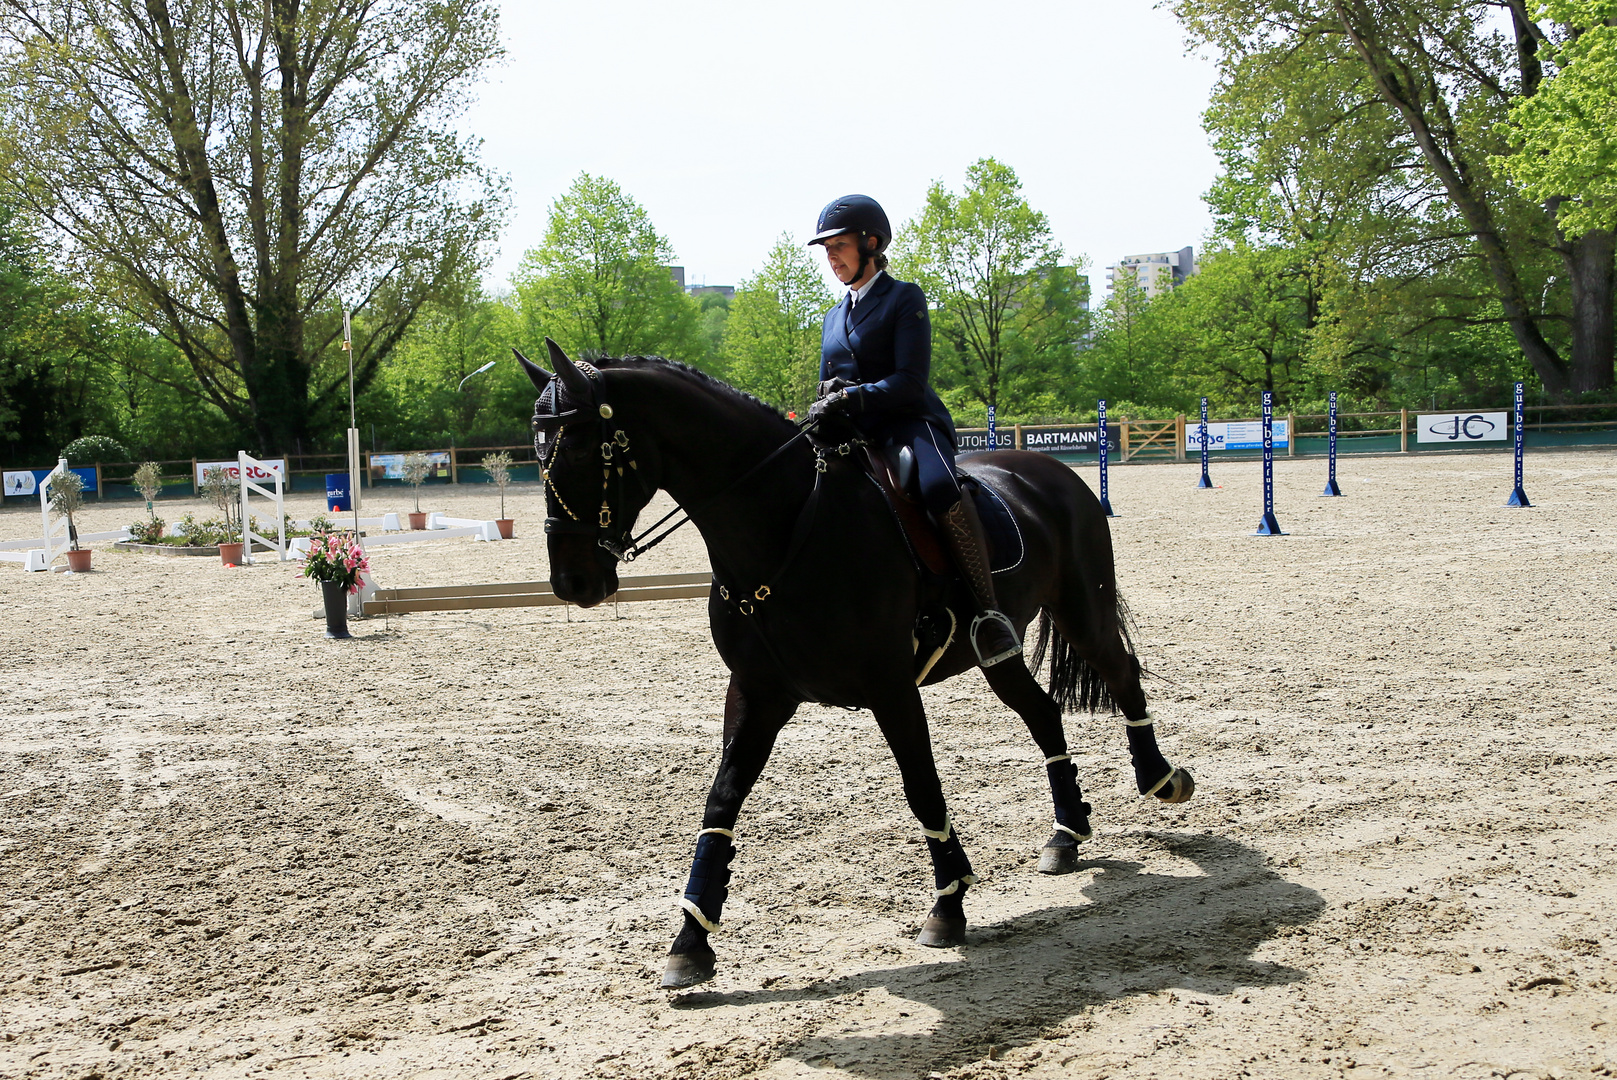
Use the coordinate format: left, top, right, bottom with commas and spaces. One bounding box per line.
661, 952, 715, 990
1038, 846, 1083, 874
916, 916, 967, 948
1155, 767, 1195, 804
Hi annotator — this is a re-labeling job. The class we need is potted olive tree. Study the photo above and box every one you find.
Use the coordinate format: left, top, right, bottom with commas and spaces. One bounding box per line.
201, 466, 244, 564
129, 461, 165, 543
482, 451, 515, 538
402, 452, 433, 529
50, 468, 93, 571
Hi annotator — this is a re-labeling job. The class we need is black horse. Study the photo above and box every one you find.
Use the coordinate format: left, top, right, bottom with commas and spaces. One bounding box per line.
518, 340, 1193, 989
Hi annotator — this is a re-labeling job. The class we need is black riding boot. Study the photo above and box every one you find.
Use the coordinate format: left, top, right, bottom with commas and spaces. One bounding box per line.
941, 495, 1022, 667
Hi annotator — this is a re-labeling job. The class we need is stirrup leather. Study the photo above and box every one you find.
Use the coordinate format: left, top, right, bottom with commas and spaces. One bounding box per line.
969, 609, 1021, 667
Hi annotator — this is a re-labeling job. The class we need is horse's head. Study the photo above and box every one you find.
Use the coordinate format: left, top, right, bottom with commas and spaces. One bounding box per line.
518, 339, 657, 607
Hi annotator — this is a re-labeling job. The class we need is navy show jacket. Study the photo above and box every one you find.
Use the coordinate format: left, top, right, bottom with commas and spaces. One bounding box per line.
819, 272, 957, 448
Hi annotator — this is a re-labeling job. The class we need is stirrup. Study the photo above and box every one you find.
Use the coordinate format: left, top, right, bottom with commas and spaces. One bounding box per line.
968, 610, 1021, 667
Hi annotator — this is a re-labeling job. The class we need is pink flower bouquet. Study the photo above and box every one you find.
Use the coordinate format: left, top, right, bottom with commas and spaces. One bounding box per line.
301, 529, 370, 594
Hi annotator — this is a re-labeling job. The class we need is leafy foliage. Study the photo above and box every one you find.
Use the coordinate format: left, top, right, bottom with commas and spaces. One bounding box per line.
61, 435, 128, 466
512, 174, 702, 364
721, 235, 834, 417
0, 0, 508, 453
891, 159, 1090, 417
1502, 0, 1617, 238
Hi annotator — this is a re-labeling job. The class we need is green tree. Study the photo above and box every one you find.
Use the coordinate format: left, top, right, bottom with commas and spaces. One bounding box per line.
1502, 0, 1617, 238
0, 0, 507, 454
361, 278, 531, 450
512, 173, 702, 363
1175, 0, 1615, 398
891, 158, 1091, 415
720, 234, 834, 416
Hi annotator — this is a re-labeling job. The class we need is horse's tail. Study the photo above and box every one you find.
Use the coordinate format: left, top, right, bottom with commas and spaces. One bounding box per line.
1028, 594, 1140, 715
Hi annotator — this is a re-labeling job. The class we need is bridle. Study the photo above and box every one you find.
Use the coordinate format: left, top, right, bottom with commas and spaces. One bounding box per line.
535, 361, 821, 565
536, 359, 657, 561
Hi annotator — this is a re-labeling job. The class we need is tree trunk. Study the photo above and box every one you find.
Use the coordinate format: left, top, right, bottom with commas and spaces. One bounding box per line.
1567, 228, 1616, 394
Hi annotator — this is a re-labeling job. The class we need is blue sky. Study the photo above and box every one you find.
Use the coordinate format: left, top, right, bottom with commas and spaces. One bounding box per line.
463, 0, 1221, 297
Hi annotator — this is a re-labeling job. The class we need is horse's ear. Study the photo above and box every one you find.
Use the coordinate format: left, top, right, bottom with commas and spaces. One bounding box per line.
513, 347, 552, 393
547, 337, 593, 402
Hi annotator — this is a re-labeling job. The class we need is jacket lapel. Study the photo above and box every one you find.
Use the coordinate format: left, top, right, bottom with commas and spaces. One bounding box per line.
833, 294, 856, 351
848, 273, 895, 333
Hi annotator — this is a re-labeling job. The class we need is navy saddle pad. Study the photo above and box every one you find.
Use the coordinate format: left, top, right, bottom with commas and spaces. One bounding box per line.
961, 475, 1024, 575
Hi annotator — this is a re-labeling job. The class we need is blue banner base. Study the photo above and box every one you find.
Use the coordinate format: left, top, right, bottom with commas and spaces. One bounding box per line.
1506, 486, 1531, 507
1099, 497, 1116, 517
1320, 479, 1343, 497
1253, 512, 1287, 536
1196, 473, 1214, 489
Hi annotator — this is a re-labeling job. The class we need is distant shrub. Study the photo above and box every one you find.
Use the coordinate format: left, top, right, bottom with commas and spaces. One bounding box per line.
61, 435, 129, 466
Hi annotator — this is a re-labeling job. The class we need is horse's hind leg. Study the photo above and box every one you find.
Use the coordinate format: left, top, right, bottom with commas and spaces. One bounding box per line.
981, 660, 1093, 875
1045, 609, 1196, 806
869, 683, 977, 948
663, 676, 797, 990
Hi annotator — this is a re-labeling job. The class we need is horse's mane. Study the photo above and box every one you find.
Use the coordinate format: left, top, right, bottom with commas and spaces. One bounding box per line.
594, 354, 796, 432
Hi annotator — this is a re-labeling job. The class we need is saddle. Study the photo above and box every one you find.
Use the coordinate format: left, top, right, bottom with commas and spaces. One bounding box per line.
859, 445, 1025, 683
860, 445, 1024, 576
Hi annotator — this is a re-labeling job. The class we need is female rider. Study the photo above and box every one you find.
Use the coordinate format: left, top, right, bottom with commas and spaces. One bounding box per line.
805, 194, 1021, 668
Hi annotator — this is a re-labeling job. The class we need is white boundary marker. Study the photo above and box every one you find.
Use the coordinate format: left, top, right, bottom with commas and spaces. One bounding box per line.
238, 451, 290, 563
426, 512, 501, 541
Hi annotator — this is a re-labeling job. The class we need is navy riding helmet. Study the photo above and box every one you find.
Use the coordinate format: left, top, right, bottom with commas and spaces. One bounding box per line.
807, 194, 892, 253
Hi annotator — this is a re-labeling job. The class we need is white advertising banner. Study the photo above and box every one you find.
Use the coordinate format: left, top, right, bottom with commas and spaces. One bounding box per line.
1185, 420, 1289, 452
1416, 411, 1508, 444
194, 459, 285, 486
4, 470, 39, 497
368, 451, 450, 480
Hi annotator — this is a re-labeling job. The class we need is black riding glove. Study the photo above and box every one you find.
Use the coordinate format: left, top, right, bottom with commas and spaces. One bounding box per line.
816, 376, 855, 400
808, 389, 854, 426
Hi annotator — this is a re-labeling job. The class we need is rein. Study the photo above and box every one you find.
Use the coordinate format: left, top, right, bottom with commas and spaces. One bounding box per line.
603, 418, 819, 563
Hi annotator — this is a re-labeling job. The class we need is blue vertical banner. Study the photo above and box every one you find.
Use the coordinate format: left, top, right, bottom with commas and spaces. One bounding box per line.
987, 404, 998, 450
1196, 395, 1213, 489
1507, 380, 1531, 507
1254, 391, 1286, 535
1322, 390, 1343, 496
1097, 399, 1115, 517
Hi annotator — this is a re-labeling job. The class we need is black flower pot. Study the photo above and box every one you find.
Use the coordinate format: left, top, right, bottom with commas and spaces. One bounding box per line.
320, 580, 352, 639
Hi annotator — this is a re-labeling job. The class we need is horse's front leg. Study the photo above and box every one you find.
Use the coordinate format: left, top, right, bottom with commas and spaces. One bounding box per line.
870, 683, 977, 948
662, 675, 797, 989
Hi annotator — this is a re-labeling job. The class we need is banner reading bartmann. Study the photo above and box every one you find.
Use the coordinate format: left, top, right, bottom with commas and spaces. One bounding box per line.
1019, 426, 1120, 455
1416, 412, 1508, 444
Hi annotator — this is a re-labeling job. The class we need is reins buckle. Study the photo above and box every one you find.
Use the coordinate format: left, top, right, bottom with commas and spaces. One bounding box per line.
599, 506, 612, 527
601, 441, 614, 462
614, 429, 630, 448
754, 586, 770, 602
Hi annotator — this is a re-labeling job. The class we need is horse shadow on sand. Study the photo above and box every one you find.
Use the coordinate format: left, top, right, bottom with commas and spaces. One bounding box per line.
673, 831, 1324, 1078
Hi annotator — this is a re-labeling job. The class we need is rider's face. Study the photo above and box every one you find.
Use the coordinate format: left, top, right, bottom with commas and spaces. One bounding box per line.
822, 233, 869, 285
